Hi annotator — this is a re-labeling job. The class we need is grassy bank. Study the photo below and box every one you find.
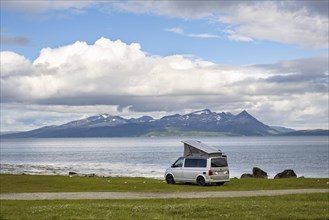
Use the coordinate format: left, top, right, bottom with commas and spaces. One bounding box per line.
0, 174, 328, 193
1, 193, 328, 219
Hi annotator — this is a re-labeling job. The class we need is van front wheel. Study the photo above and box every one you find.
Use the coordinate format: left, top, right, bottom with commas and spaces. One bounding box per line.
166, 174, 175, 184
196, 176, 206, 186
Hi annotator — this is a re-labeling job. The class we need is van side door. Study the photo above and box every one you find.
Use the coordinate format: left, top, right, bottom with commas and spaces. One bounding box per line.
183, 158, 207, 181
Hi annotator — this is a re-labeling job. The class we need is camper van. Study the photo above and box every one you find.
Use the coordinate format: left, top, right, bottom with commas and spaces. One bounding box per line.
164, 140, 229, 186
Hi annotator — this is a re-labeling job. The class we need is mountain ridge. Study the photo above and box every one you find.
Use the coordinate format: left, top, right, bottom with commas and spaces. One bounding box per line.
1, 109, 327, 138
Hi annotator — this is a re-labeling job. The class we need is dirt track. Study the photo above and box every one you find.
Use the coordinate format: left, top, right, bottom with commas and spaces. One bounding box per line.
1, 189, 328, 200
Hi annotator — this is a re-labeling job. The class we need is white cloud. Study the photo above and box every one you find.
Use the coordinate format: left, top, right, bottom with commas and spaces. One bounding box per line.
0, 52, 32, 77
1, 37, 328, 130
165, 27, 184, 35
225, 30, 253, 42
165, 27, 218, 39
219, 2, 328, 48
2, 37, 236, 103
189, 33, 219, 39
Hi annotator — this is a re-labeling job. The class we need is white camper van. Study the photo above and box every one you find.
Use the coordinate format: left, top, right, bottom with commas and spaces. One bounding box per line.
164, 140, 229, 186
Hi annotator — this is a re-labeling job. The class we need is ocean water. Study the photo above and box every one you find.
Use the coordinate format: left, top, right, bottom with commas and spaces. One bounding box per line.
0, 136, 328, 179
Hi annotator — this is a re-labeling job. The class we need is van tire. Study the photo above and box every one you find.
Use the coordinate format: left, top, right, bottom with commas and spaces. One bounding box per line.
196, 176, 206, 186
166, 174, 175, 184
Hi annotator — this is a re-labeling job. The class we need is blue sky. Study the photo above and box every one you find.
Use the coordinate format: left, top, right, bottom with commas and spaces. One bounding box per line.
2, 4, 326, 64
1, 1, 328, 131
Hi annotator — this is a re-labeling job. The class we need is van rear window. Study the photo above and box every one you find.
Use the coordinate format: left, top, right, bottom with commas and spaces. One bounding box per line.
184, 159, 207, 168
211, 158, 228, 167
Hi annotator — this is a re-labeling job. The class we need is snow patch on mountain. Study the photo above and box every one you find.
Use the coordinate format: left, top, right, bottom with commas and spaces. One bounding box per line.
101, 114, 109, 119
191, 109, 211, 115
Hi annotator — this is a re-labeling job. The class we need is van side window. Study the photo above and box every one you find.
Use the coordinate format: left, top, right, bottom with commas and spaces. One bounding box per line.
172, 157, 184, 168
211, 158, 228, 167
184, 159, 207, 168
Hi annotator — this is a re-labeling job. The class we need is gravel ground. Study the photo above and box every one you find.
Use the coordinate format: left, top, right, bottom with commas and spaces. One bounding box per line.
1, 189, 328, 200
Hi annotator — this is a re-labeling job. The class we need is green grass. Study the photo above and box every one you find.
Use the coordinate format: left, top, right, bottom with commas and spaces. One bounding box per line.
1, 175, 328, 219
1, 193, 328, 220
0, 174, 328, 193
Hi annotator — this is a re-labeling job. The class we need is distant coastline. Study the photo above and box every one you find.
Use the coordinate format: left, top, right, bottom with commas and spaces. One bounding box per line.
275, 129, 329, 136
1, 128, 328, 138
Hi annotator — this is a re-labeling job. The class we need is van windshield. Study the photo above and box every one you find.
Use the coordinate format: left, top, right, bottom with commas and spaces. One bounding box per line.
211, 158, 228, 167
172, 157, 184, 168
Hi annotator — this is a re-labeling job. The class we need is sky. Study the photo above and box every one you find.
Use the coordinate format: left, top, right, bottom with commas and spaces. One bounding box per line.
0, 0, 328, 131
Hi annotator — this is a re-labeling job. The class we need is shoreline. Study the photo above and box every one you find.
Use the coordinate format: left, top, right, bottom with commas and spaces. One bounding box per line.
0, 171, 165, 179
2, 164, 329, 180
1, 173, 329, 181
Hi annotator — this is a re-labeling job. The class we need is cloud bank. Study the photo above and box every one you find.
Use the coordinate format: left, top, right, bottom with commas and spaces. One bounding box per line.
1, 37, 328, 130
112, 1, 328, 48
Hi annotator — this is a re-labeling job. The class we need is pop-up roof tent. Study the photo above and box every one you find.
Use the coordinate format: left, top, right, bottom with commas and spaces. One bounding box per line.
182, 140, 223, 157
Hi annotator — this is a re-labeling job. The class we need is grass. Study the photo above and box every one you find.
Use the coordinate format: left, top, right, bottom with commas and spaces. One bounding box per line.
0, 193, 328, 219
0, 174, 328, 193
1, 175, 328, 219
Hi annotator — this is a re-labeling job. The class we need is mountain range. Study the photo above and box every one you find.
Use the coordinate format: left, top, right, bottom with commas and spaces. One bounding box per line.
1, 109, 327, 138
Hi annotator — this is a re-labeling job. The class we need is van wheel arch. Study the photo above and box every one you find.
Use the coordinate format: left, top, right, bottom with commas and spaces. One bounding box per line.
166, 174, 175, 184
196, 176, 206, 186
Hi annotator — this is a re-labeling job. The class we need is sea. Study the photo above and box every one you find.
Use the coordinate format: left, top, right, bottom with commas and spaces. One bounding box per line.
0, 136, 328, 179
